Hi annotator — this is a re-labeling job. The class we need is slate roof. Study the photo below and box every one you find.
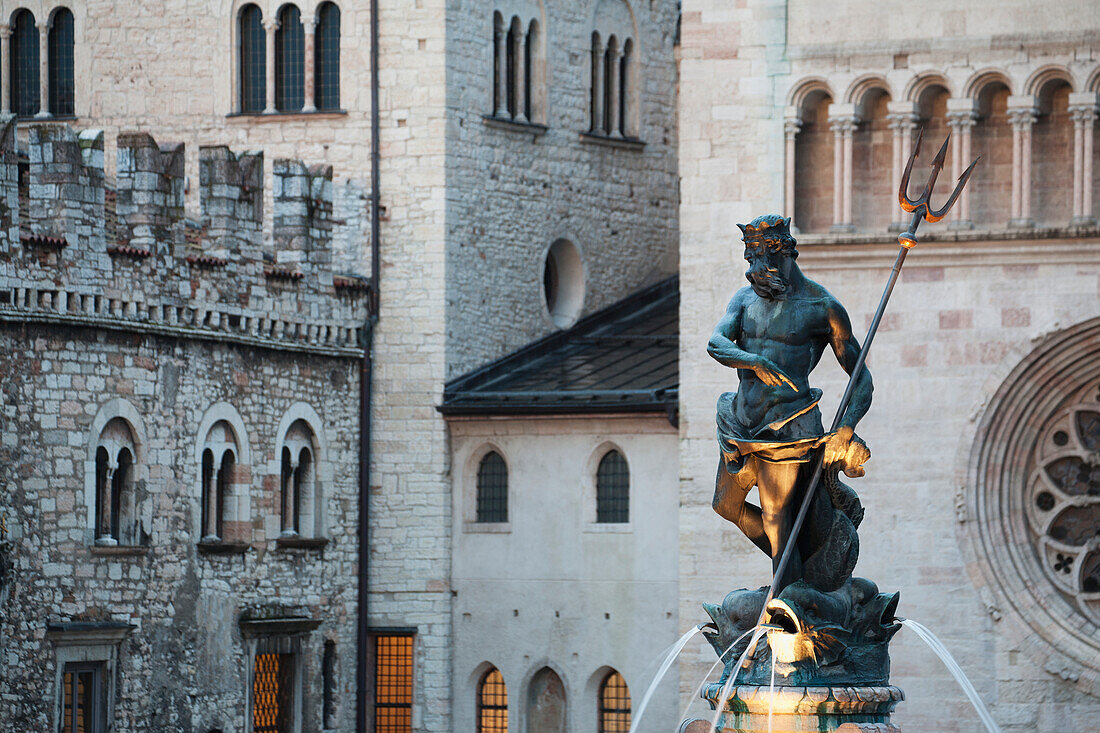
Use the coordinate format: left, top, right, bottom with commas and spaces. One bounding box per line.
440, 276, 678, 420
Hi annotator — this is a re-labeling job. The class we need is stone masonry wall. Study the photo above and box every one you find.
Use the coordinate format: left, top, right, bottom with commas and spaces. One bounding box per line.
679, 2, 1100, 731
444, 0, 681, 377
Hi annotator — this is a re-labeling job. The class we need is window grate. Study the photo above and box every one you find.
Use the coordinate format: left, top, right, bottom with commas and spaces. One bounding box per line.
48, 9, 75, 117
476, 451, 508, 523
315, 2, 341, 110
597, 450, 629, 523
374, 635, 413, 733
275, 5, 305, 112
61, 662, 105, 733
598, 671, 631, 733
253, 652, 295, 733
239, 5, 265, 113
10, 10, 39, 117
477, 667, 508, 733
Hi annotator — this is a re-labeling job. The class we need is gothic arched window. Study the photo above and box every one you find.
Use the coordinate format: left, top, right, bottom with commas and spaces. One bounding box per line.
477, 667, 508, 733
596, 450, 629, 524
275, 4, 305, 112
10, 9, 39, 117
476, 451, 508, 523
598, 671, 631, 733
238, 4, 265, 113
314, 2, 341, 110
47, 8, 75, 117
93, 418, 139, 546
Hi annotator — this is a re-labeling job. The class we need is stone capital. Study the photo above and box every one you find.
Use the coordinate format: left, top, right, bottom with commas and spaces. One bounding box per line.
945, 97, 979, 128
263, 18, 280, 32
784, 116, 802, 138
1067, 91, 1098, 126
1006, 94, 1038, 129
0, 25, 11, 40
828, 103, 859, 135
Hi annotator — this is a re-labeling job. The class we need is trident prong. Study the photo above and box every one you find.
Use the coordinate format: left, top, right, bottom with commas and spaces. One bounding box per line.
896, 126, 980, 246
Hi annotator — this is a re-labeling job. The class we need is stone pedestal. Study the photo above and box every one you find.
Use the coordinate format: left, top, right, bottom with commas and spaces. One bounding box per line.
688, 683, 904, 732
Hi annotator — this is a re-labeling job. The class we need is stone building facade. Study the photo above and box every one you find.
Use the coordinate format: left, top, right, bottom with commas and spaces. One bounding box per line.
678, 1, 1100, 731
0, 119, 369, 731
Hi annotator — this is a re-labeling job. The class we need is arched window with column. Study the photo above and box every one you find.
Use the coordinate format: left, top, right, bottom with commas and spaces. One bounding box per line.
477, 666, 508, 733
602, 35, 617, 134
590, 0, 638, 138
490, 5, 544, 124
791, 85, 834, 233
314, 1, 340, 110
47, 7, 74, 117
93, 418, 140, 546
10, 9, 39, 117
1032, 75, 1074, 226
275, 4, 305, 112
969, 76, 1014, 229
238, 4, 265, 113
200, 420, 241, 543
849, 81, 893, 232
279, 419, 320, 538
598, 670, 631, 733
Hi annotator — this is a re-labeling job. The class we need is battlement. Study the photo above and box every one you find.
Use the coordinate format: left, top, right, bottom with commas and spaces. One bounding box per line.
0, 117, 368, 357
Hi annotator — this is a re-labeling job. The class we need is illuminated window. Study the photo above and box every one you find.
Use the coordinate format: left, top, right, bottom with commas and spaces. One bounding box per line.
374, 634, 414, 733
477, 667, 508, 733
596, 450, 629, 523
60, 662, 106, 733
275, 4, 304, 112
48, 8, 75, 117
314, 2, 340, 110
10, 9, 39, 117
252, 652, 295, 732
476, 451, 508, 523
598, 671, 631, 733
238, 4, 265, 113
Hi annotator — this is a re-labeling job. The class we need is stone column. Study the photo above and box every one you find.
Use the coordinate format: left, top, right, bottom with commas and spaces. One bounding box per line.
829, 104, 858, 232
784, 113, 801, 223
608, 48, 622, 137
0, 26, 10, 116
591, 39, 605, 132
35, 19, 49, 118
264, 18, 279, 114
1069, 92, 1098, 225
887, 101, 919, 231
302, 15, 317, 113
495, 22, 508, 118
946, 98, 978, 228
1007, 95, 1038, 227
281, 457, 299, 536
513, 23, 527, 123
96, 463, 118, 546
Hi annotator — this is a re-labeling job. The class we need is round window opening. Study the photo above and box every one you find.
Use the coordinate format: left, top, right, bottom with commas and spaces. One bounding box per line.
967, 317, 1100, 692
543, 239, 584, 329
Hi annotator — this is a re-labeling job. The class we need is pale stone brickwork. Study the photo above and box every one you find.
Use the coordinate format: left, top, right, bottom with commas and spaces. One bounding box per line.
447, 414, 679, 733
680, 1, 1100, 731
444, 0, 680, 377
0, 118, 369, 729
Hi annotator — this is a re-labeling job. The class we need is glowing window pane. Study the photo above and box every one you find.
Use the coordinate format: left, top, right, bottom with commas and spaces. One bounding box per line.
598, 671, 631, 733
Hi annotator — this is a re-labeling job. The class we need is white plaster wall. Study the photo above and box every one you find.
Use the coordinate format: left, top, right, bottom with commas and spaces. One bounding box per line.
449, 414, 679, 733
679, 1, 1100, 731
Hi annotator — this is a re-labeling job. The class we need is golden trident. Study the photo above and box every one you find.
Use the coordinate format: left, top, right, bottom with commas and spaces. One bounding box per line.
897, 127, 981, 248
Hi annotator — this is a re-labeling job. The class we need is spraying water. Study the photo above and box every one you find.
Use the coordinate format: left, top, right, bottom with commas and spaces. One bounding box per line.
709, 626, 767, 733
899, 618, 1002, 733
677, 627, 762, 726
628, 624, 703, 733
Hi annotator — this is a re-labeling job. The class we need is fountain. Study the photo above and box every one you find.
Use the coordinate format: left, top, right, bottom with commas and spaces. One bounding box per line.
679, 132, 981, 732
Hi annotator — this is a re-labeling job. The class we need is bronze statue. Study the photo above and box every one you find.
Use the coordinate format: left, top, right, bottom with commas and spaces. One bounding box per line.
708, 214, 871, 593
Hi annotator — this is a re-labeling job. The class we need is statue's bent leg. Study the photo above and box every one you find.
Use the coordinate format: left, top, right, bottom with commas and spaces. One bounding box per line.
712, 455, 770, 555
756, 459, 803, 592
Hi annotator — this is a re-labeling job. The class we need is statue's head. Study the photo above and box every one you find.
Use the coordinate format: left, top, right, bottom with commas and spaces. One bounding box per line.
738, 214, 797, 299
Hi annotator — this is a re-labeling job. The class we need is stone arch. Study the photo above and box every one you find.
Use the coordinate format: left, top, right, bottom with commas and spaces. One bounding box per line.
195, 402, 251, 543
960, 316, 1100, 696
582, 441, 630, 525
591, 0, 640, 137
523, 663, 568, 733
970, 76, 1014, 228
792, 81, 834, 233
787, 77, 832, 111
904, 72, 953, 103
85, 399, 148, 545
964, 68, 1013, 99
844, 74, 891, 110
1032, 74, 1075, 226
1025, 64, 1076, 97
275, 405, 325, 538
469, 661, 510, 733
1087, 66, 1100, 94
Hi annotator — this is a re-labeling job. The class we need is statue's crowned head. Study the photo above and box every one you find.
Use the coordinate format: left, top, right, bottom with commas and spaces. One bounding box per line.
738, 214, 798, 299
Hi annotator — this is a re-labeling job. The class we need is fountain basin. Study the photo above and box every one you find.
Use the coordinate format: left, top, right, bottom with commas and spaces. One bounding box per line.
699, 683, 904, 732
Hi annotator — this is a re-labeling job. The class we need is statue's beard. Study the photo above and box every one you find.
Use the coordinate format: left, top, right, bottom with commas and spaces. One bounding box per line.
747, 271, 788, 299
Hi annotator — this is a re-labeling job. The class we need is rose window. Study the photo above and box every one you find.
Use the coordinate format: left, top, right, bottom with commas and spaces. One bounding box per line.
1027, 406, 1100, 624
